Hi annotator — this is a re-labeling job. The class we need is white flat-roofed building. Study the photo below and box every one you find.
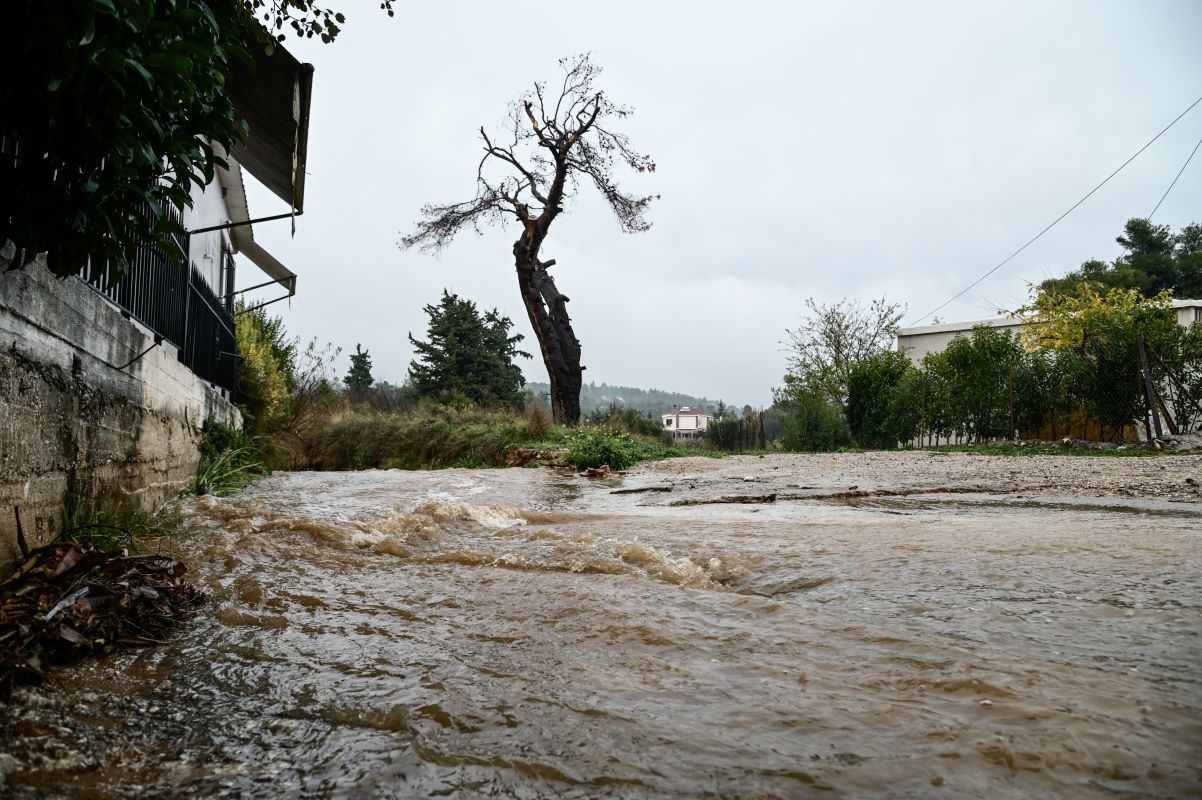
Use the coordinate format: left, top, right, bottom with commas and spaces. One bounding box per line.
661, 406, 713, 439
897, 299, 1202, 365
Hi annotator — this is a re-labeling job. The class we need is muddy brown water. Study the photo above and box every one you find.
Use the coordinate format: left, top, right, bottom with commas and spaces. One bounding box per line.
3, 468, 1201, 798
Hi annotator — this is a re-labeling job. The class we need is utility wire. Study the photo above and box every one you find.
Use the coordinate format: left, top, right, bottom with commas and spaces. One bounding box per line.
1147, 132, 1202, 218
1108, 129, 1202, 264
907, 93, 1202, 327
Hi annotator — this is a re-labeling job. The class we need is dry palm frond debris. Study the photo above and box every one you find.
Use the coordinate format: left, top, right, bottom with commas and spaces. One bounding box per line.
0, 540, 206, 693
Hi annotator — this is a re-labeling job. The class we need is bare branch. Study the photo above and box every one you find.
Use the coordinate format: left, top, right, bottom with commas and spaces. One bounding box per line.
399, 188, 506, 253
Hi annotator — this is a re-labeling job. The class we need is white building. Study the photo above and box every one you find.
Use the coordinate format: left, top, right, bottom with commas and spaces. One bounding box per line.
182, 40, 309, 309
896, 299, 1202, 365
661, 406, 713, 439
72, 40, 310, 396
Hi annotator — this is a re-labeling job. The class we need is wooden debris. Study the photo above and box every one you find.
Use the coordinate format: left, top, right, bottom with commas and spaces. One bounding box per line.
610, 485, 673, 495
0, 540, 206, 693
670, 493, 778, 507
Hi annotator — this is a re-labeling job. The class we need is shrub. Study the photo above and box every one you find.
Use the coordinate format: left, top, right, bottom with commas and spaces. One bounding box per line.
565, 430, 644, 470
772, 385, 853, 452
846, 351, 917, 448
524, 398, 554, 439
234, 301, 295, 435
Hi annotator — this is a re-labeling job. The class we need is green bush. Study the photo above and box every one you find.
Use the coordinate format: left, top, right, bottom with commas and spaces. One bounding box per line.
846, 351, 917, 448
565, 430, 645, 470
234, 301, 296, 435
772, 385, 853, 452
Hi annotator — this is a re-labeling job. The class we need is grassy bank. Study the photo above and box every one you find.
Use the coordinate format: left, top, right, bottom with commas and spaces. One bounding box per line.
271, 404, 711, 472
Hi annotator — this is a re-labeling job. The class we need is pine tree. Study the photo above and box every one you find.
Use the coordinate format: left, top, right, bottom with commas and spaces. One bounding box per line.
343, 344, 374, 397
407, 291, 531, 409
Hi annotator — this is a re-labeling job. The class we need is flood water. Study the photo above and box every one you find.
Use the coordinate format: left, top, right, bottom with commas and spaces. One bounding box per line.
4, 467, 1201, 798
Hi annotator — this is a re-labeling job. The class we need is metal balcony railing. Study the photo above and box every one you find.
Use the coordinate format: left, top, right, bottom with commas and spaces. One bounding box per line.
79, 203, 239, 396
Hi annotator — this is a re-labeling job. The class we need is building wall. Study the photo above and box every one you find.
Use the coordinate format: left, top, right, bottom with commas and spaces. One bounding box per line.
0, 252, 241, 576
182, 178, 235, 296
1175, 303, 1202, 327
898, 302, 1202, 365
661, 414, 710, 432
896, 317, 1025, 365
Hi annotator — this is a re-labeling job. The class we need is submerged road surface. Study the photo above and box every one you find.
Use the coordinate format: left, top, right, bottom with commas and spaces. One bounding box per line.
4, 458, 1201, 798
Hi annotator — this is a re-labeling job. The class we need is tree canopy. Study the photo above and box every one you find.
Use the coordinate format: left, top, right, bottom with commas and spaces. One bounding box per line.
407, 291, 531, 410
782, 296, 905, 406
1040, 218, 1202, 299
401, 54, 656, 425
343, 344, 374, 395
1, 1, 390, 281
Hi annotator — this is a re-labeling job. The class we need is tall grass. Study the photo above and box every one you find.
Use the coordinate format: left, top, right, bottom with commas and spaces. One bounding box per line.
62, 496, 176, 553
298, 404, 710, 471
196, 446, 268, 495
196, 420, 269, 495
306, 406, 565, 470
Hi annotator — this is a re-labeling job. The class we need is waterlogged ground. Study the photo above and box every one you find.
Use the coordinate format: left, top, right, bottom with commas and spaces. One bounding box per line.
3, 454, 1201, 798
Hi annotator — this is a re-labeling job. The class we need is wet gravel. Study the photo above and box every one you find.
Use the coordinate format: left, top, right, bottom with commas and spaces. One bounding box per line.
630, 450, 1202, 504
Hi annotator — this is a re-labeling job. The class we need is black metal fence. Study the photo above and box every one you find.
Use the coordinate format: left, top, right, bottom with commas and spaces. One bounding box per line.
79, 204, 239, 396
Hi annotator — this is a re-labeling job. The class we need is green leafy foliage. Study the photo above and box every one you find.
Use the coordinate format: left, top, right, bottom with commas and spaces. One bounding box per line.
893, 304, 1202, 444
928, 327, 1024, 441
1019, 286, 1181, 438
235, 300, 297, 435
2, 0, 390, 282
408, 291, 531, 410
783, 296, 904, 405
565, 430, 644, 471
772, 385, 853, 452
2, 0, 251, 279
845, 351, 918, 448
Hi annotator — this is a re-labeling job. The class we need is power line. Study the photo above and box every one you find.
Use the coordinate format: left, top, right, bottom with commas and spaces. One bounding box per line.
1148, 132, 1202, 218
1108, 130, 1202, 263
907, 93, 1202, 327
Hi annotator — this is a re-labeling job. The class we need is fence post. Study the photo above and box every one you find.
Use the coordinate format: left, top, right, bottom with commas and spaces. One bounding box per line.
1138, 336, 1163, 440
1008, 356, 1015, 441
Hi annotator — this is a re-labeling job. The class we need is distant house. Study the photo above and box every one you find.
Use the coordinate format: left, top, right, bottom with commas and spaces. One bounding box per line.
661, 406, 713, 439
896, 299, 1202, 365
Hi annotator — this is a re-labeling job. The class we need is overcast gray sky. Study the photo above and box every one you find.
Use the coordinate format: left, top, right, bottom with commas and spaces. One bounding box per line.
241, 0, 1202, 408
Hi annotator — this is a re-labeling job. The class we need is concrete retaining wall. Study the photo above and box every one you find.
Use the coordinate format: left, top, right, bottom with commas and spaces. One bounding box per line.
0, 252, 240, 575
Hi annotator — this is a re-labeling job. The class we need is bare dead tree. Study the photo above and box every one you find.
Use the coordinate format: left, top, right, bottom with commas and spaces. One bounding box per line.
399, 54, 656, 425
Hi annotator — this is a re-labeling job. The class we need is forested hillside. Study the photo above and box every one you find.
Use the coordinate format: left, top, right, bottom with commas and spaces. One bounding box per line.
524, 381, 735, 418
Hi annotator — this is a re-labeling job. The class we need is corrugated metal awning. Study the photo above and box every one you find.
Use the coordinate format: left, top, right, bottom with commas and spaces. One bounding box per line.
225, 41, 313, 213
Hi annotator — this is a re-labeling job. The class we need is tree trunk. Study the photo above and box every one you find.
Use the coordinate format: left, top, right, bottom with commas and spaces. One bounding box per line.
514, 239, 582, 425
